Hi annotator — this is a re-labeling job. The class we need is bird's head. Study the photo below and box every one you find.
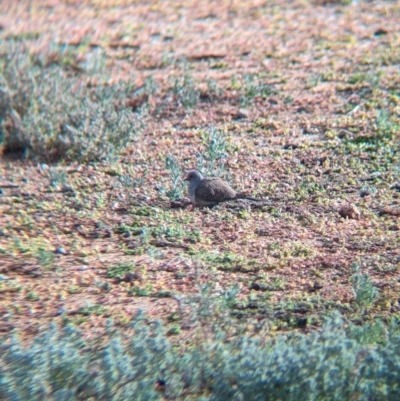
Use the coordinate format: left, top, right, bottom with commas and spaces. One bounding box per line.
183, 169, 203, 182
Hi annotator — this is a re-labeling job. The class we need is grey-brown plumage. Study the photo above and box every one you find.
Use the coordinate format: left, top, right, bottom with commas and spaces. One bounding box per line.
184, 169, 259, 206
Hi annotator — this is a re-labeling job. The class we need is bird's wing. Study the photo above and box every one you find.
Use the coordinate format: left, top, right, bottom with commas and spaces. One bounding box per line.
196, 178, 237, 202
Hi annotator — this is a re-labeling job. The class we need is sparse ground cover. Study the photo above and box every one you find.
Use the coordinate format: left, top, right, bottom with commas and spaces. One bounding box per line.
0, 0, 400, 398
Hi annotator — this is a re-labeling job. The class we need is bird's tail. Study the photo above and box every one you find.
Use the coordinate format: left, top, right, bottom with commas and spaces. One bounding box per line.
236, 193, 267, 202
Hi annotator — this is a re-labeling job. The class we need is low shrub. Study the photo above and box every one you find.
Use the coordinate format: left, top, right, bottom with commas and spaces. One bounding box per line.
1, 311, 400, 401
0, 41, 144, 162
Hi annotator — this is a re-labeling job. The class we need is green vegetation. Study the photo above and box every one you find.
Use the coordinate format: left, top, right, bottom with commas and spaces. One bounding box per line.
107, 263, 136, 280
2, 310, 400, 400
171, 73, 199, 110
164, 154, 185, 200
0, 42, 145, 162
196, 128, 229, 177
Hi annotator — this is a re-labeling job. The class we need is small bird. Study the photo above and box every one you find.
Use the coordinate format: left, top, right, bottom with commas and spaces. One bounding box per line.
184, 169, 259, 206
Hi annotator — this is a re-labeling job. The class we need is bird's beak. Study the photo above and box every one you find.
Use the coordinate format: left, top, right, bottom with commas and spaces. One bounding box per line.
183, 173, 189, 181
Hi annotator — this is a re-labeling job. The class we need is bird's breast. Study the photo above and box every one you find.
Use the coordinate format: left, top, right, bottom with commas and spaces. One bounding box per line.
188, 183, 198, 203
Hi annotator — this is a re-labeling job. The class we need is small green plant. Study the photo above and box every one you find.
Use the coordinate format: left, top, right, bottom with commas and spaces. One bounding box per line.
155, 290, 172, 298
67, 285, 80, 294
201, 250, 257, 272
167, 325, 181, 335
348, 70, 381, 89
142, 75, 158, 95
291, 242, 314, 257
206, 78, 223, 98
230, 74, 240, 90
48, 168, 67, 188
375, 108, 399, 139
360, 184, 378, 196
251, 275, 286, 292
171, 73, 199, 109
12, 238, 31, 254
153, 223, 200, 242
297, 179, 326, 199
240, 73, 274, 106
25, 291, 39, 301
130, 285, 151, 297
107, 263, 135, 279
203, 251, 240, 269
345, 109, 399, 157
306, 73, 322, 88
196, 127, 229, 177
176, 278, 241, 331
77, 304, 107, 316
164, 154, 185, 200
351, 263, 379, 312
119, 170, 147, 188
81, 47, 107, 76
36, 248, 55, 269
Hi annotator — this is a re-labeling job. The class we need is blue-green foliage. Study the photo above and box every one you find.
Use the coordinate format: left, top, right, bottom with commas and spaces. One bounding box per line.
1, 311, 400, 401
0, 41, 145, 162
164, 154, 185, 200
0, 311, 170, 401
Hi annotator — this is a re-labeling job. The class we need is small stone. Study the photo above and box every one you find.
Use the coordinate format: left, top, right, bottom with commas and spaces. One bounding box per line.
313, 281, 323, 290
233, 109, 249, 120
374, 28, 388, 36
157, 378, 166, 387
55, 247, 67, 255
56, 307, 67, 316
390, 182, 400, 192
297, 317, 308, 327
61, 185, 74, 193
101, 282, 111, 291
339, 203, 360, 220
111, 202, 120, 210
378, 208, 400, 217
124, 272, 141, 282
337, 129, 353, 139
370, 172, 382, 178
250, 282, 261, 291
348, 94, 360, 105
78, 266, 87, 271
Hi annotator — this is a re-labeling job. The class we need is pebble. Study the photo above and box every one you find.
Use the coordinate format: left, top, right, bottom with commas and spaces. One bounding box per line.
56, 307, 67, 316
61, 185, 74, 193
55, 247, 67, 255
233, 109, 249, 120
339, 203, 360, 220
391, 182, 400, 191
